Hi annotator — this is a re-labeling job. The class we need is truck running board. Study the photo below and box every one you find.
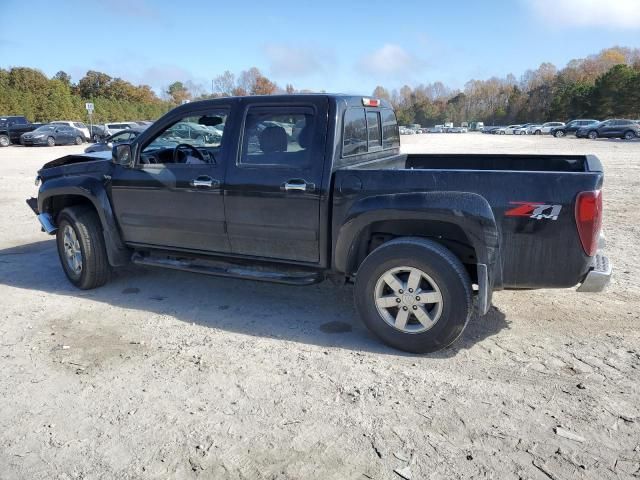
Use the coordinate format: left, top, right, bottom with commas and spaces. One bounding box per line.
131, 253, 324, 286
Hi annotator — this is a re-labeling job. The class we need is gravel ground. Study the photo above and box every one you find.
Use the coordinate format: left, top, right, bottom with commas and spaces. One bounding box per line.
0, 134, 638, 479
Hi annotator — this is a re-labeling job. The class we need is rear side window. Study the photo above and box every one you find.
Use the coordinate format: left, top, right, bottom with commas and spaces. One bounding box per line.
382, 109, 400, 148
240, 106, 315, 168
343, 108, 367, 156
367, 111, 382, 150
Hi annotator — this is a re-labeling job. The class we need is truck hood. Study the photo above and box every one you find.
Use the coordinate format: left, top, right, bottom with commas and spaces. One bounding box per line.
38, 150, 114, 180
40, 150, 112, 169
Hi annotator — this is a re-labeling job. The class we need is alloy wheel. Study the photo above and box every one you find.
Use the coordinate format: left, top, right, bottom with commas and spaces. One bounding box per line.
374, 266, 443, 334
63, 225, 82, 275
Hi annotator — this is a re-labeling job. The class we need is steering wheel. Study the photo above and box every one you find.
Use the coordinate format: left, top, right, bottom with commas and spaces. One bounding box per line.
173, 143, 205, 163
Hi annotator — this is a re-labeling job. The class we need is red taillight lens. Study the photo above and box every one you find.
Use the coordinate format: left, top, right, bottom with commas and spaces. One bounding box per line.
575, 190, 602, 256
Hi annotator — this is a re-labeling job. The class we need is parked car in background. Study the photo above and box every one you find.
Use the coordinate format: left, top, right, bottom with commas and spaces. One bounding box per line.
472, 122, 484, 131
50, 121, 90, 141
513, 123, 535, 135
20, 124, 84, 146
496, 125, 522, 135
88, 124, 106, 142
103, 122, 139, 137
552, 119, 600, 138
84, 127, 147, 153
448, 126, 467, 133
134, 121, 154, 127
482, 126, 502, 134
0, 115, 40, 147
576, 119, 640, 140
531, 122, 564, 135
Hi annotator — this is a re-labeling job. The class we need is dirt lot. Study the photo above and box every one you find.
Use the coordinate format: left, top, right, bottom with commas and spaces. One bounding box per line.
0, 134, 638, 480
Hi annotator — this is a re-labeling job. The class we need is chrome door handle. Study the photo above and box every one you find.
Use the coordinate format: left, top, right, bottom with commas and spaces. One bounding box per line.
282, 179, 315, 192
190, 176, 217, 188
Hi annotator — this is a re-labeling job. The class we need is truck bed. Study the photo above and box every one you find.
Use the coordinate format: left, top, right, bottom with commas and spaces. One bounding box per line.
333, 153, 604, 290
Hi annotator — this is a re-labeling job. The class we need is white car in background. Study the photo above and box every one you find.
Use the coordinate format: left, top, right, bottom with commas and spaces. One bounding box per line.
103, 122, 139, 137
513, 123, 535, 135
496, 125, 521, 135
531, 122, 565, 135
526, 124, 542, 134
50, 121, 90, 141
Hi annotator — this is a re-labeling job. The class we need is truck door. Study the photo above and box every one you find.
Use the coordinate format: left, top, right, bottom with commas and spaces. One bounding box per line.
110, 107, 232, 253
224, 99, 328, 263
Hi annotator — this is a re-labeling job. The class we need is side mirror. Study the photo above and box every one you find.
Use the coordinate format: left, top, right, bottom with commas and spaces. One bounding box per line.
113, 143, 133, 167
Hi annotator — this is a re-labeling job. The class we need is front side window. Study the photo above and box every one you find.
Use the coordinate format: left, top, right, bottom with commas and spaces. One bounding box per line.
343, 108, 367, 156
140, 110, 228, 165
240, 107, 315, 168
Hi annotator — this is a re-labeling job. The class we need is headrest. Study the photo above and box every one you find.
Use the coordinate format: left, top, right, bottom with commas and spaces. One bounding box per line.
297, 124, 313, 149
258, 125, 288, 153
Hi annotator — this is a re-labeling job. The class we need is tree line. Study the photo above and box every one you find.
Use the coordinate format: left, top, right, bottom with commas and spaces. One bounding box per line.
374, 47, 640, 126
1, 47, 638, 124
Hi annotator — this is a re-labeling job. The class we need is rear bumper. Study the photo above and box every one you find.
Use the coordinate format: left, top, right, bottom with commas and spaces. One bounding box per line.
577, 252, 612, 292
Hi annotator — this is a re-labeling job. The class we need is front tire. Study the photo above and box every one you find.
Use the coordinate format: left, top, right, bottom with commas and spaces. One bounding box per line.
0, 134, 9, 147
74, 136, 83, 145
56, 207, 111, 289
554, 130, 565, 138
588, 131, 598, 140
47, 136, 55, 147
354, 238, 472, 353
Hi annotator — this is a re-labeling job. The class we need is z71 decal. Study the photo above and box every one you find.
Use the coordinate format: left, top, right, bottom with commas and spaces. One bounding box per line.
505, 202, 562, 221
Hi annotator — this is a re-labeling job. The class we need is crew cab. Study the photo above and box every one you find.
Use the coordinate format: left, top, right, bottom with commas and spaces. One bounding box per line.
0, 115, 39, 147
27, 95, 611, 353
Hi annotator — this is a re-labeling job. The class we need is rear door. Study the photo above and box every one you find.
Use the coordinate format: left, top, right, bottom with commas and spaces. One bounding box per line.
224, 98, 328, 263
599, 120, 616, 137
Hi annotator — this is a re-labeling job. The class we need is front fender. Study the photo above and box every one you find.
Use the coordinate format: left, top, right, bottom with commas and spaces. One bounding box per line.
38, 176, 129, 266
334, 191, 502, 296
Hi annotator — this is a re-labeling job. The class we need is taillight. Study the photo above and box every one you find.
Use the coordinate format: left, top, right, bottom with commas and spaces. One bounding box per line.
575, 190, 602, 256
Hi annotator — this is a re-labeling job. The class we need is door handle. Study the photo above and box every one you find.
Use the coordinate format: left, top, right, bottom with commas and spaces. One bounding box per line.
282, 179, 315, 192
190, 176, 218, 188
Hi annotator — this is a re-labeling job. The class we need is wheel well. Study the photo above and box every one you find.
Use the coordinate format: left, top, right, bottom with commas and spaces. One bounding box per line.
349, 220, 478, 282
44, 195, 95, 222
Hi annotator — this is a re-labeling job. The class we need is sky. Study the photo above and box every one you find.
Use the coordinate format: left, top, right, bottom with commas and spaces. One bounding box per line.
1, 0, 639, 95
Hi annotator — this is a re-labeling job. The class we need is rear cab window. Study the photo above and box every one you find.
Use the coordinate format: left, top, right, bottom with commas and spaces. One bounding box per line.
342, 106, 399, 157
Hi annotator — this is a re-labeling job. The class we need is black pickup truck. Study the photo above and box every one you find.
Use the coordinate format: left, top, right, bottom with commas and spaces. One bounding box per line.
27, 95, 611, 353
0, 115, 39, 147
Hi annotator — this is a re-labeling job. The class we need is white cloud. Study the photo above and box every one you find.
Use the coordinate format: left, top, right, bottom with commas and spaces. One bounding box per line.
264, 44, 334, 77
357, 44, 425, 78
527, 0, 640, 29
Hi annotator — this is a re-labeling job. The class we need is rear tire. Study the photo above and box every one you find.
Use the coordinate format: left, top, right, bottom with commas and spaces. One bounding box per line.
56, 207, 111, 289
74, 136, 83, 145
354, 237, 472, 353
0, 135, 9, 147
534, 130, 542, 135
623, 130, 636, 140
